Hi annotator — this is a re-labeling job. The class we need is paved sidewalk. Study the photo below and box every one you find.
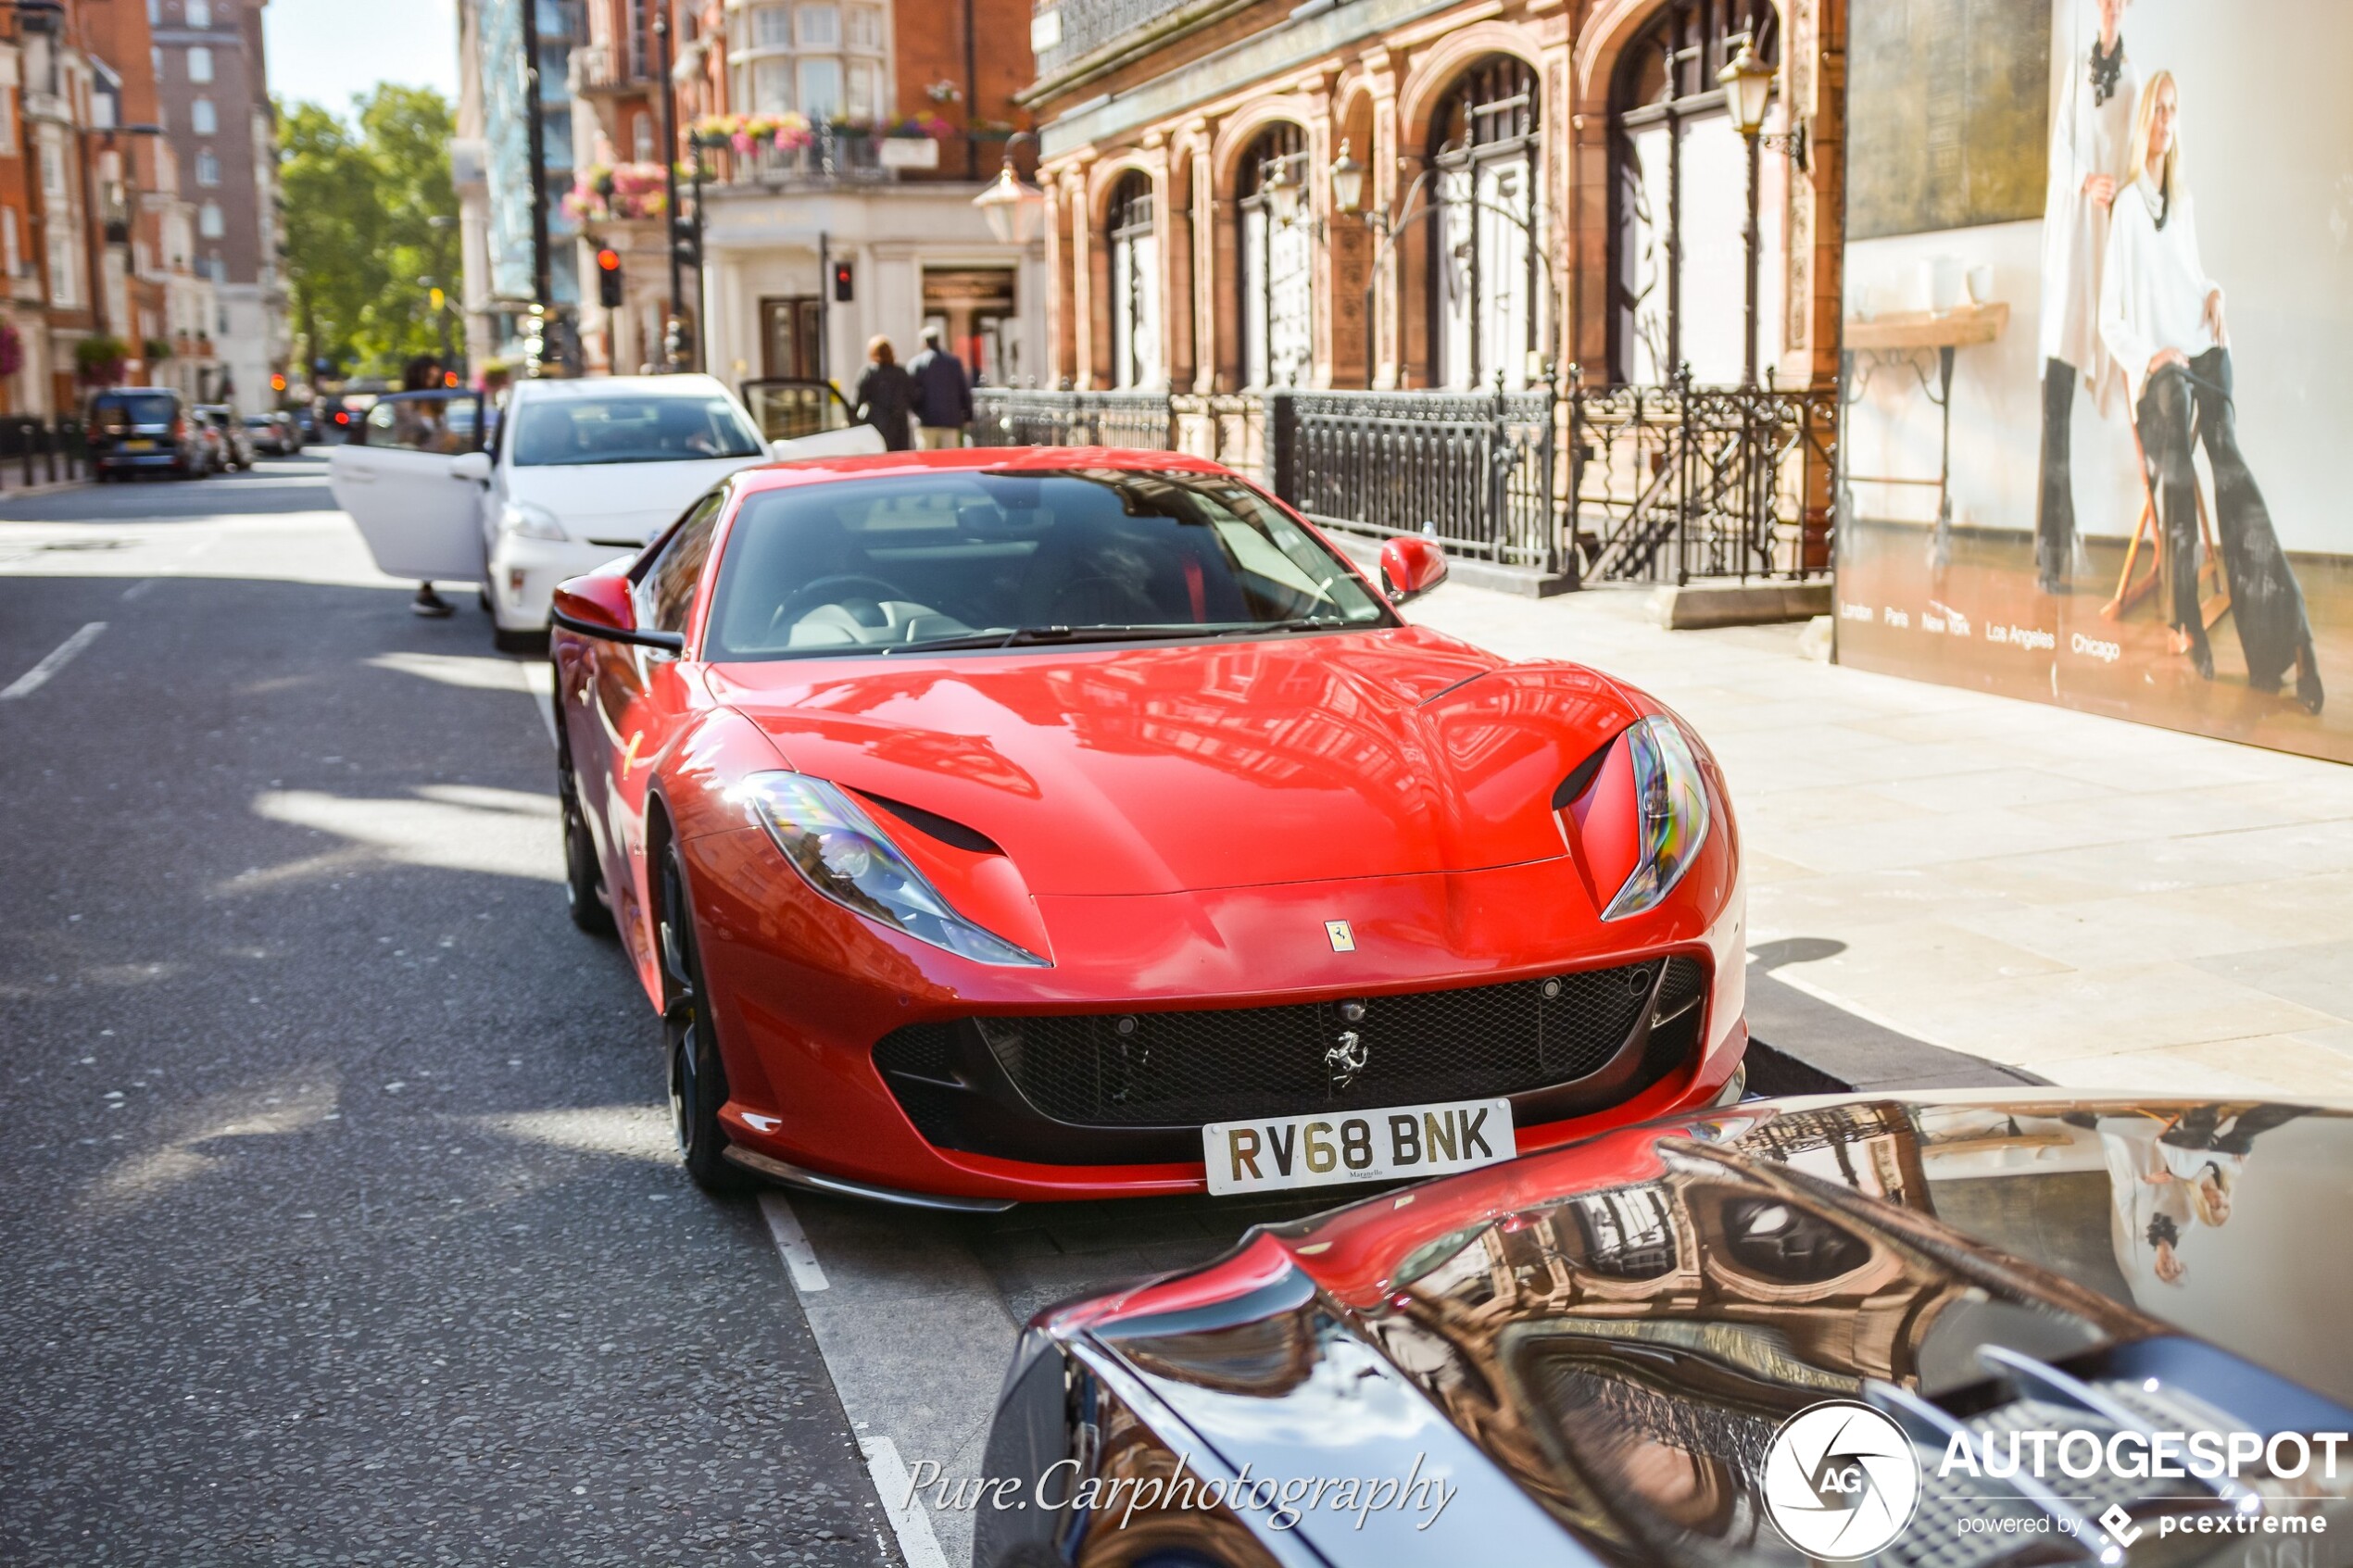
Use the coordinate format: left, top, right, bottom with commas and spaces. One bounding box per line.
1406, 581, 2353, 1099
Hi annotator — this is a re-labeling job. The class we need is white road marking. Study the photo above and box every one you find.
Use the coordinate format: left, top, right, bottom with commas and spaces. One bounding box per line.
120, 577, 160, 601
759, 1190, 830, 1293
859, 1436, 952, 1568
1, 621, 107, 700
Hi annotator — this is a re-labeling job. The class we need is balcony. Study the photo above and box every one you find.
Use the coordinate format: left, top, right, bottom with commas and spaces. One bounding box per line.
703, 125, 992, 191
1028, 0, 1225, 84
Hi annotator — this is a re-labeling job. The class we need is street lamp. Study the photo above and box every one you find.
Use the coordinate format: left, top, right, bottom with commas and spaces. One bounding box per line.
1718, 37, 1775, 139
1327, 140, 1365, 218
1260, 155, 1305, 230
973, 131, 1044, 246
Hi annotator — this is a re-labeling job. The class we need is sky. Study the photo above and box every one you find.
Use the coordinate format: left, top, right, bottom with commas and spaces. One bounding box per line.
261, 0, 460, 117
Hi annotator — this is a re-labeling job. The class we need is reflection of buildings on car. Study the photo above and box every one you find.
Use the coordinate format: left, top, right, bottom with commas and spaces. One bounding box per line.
988, 1098, 2353, 1568
551, 0, 1047, 396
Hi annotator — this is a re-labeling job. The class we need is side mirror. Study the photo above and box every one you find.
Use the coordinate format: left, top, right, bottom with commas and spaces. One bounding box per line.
550, 574, 685, 651
447, 450, 492, 483
1380, 536, 1450, 605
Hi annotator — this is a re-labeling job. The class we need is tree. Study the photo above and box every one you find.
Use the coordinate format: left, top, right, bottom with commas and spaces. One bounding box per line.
279, 86, 459, 381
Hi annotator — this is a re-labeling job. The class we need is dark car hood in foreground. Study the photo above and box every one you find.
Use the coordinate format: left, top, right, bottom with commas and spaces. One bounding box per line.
1024, 1095, 2353, 1567
705, 624, 1648, 896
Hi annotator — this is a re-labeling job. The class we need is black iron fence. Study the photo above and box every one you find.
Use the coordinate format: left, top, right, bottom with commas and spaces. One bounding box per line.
1272, 387, 1558, 575
1569, 375, 1836, 585
975, 388, 1176, 449
972, 379, 1836, 588
0, 417, 88, 487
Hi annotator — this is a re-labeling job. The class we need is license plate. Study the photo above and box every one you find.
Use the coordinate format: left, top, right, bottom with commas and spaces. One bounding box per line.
124, 439, 155, 451
1203, 1098, 1516, 1196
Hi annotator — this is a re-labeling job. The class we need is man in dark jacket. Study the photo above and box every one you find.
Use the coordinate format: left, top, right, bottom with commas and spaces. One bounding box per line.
907, 326, 973, 449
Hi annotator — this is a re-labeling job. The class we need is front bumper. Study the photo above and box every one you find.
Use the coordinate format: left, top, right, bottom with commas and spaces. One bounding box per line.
486, 533, 645, 632
95, 449, 194, 471
684, 822, 1748, 1203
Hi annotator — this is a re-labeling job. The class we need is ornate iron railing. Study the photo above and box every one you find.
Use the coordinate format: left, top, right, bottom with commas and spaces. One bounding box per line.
972, 380, 1836, 587
1569, 375, 1836, 584
1271, 387, 1559, 574
973, 388, 1177, 449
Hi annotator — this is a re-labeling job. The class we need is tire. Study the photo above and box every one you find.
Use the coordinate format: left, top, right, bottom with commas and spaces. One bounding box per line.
492, 623, 545, 655
559, 751, 615, 938
661, 843, 745, 1193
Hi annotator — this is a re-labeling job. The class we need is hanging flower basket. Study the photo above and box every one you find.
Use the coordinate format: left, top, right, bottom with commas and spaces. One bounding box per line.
0, 320, 22, 381
74, 335, 130, 386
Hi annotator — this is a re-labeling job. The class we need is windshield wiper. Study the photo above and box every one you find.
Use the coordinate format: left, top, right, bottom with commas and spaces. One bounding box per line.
1214, 617, 1355, 636
884, 624, 1216, 654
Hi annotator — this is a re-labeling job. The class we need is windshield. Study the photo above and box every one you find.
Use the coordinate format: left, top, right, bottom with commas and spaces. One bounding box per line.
510, 394, 762, 467
705, 468, 1393, 659
95, 392, 177, 428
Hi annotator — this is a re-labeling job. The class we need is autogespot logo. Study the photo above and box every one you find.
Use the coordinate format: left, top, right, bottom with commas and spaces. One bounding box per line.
1761, 1400, 1924, 1561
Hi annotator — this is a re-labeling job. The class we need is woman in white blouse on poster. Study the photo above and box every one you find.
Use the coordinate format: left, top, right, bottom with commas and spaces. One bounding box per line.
2099, 70, 2322, 713
2035, 0, 2135, 595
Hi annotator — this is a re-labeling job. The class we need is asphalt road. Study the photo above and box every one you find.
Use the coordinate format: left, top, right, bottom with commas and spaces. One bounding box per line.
0, 458, 893, 1566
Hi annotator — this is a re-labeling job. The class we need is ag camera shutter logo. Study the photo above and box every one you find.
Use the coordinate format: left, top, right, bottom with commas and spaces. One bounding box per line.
1761, 1400, 1923, 1560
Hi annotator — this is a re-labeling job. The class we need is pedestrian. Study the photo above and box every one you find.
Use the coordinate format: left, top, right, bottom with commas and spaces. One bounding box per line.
907, 326, 973, 450
852, 336, 915, 452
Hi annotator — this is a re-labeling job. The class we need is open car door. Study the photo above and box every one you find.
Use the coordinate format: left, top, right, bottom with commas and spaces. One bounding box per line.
329, 390, 488, 583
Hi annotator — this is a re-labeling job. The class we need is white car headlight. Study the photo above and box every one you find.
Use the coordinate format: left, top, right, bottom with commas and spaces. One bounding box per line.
740, 772, 1046, 967
498, 500, 567, 541
1600, 715, 1712, 922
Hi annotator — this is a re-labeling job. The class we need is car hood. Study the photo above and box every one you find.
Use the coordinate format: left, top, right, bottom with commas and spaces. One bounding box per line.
1047, 1095, 2353, 1565
510, 456, 761, 541
702, 625, 1645, 897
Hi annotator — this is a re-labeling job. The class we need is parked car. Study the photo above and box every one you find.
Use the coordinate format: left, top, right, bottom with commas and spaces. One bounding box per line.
328, 374, 817, 650
290, 404, 322, 444
977, 1094, 2353, 1568
196, 406, 255, 470
86, 387, 208, 481
244, 411, 300, 456
541, 447, 1744, 1204
324, 390, 381, 441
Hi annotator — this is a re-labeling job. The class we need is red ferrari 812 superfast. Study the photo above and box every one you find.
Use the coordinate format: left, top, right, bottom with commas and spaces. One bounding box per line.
549, 447, 1745, 1209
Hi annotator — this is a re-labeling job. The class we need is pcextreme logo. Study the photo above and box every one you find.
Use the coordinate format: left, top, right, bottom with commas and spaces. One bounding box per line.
1760, 1400, 1923, 1561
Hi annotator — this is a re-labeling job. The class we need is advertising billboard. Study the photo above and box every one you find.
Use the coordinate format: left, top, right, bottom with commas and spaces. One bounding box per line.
1836, 0, 2350, 762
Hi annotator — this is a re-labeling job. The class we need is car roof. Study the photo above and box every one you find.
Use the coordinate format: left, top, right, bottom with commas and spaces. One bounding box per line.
510, 373, 736, 402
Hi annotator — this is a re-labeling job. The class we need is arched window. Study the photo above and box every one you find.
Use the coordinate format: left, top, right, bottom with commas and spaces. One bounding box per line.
1237, 123, 1311, 388
1428, 56, 1540, 390
1105, 170, 1160, 388
1609, 0, 1781, 385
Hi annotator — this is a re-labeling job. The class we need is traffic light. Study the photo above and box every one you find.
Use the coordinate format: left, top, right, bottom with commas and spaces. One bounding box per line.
670, 219, 699, 270
270, 372, 286, 394
595, 247, 623, 308
831, 259, 853, 302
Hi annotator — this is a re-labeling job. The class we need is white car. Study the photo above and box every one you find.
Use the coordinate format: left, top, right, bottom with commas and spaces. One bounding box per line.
329, 373, 880, 649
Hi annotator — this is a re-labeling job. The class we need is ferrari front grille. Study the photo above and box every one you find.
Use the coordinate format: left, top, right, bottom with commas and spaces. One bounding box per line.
877, 956, 1705, 1138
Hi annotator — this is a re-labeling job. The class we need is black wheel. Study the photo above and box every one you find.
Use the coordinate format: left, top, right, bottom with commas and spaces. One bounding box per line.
661, 844, 745, 1193
559, 751, 614, 937
492, 623, 545, 655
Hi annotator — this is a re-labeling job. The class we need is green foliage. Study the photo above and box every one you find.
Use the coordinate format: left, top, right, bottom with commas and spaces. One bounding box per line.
75, 335, 130, 383
278, 85, 459, 381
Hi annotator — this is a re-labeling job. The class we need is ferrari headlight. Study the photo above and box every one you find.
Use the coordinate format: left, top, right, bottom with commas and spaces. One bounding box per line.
741, 772, 1046, 967
1600, 715, 1711, 922
498, 500, 567, 541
